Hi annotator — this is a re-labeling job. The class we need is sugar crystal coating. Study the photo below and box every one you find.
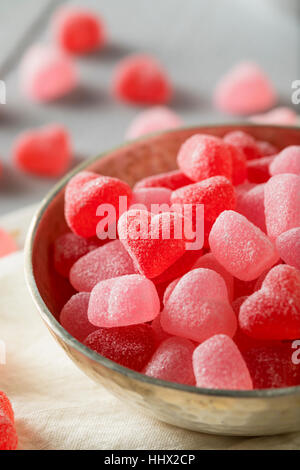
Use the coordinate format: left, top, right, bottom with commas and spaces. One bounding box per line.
20, 44, 77, 102
143, 336, 196, 385
239, 265, 300, 340
54, 232, 99, 278
65, 171, 132, 238
70, 240, 137, 292
177, 134, 232, 182
214, 61, 276, 115
264, 173, 300, 240
151, 315, 171, 345
171, 175, 236, 246
118, 209, 187, 279
88, 274, 160, 327
60, 292, 98, 342
0, 392, 14, 423
209, 210, 278, 281
84, 324, 155, 371
225, 143, 247, 185
193, 334, 253, 390
134, 169, 192, 191
112, 54, 172, 105
236, 183, 266, 232
224, 130, 262, 160
270, 146, 300, 176
242, 342, 300, 389
276, 228, 300, 271
161, 268, 237, 343
13, 124, 71, 177
193, 252, 234, 301
126, 106, 182, 140
131, 187, 172, 212
52, 6, 106, 54
0, 416, 18, 450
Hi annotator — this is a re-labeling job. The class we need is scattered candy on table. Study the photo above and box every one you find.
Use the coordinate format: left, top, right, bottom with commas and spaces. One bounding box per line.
112, 54, 172, 105
214, 61, 277, 115
13, 124, 72, 177
52, 6, 106, 55
19, 44, 78, 102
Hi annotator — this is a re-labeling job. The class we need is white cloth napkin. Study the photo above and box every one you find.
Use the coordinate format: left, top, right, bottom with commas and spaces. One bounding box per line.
0, 206, 299, 450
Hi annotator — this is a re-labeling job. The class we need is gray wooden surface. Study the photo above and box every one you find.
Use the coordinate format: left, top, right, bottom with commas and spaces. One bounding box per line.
0, 0, 299, 214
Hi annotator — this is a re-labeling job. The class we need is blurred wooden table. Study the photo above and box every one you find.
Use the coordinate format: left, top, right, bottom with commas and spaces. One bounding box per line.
0, 0, 299, 214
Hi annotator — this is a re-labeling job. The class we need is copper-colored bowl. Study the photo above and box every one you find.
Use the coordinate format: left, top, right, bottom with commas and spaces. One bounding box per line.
24, 124, 300, 436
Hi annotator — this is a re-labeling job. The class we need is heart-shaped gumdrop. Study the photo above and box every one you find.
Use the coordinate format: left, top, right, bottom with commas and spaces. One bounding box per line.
13, 124, 71, 177
118, 209, 187, 279
65, 171, 132, 238
239, 265, 300, 340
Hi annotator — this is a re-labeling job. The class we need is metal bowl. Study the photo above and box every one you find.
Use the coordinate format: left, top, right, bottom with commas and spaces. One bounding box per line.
24, 124, 300, 436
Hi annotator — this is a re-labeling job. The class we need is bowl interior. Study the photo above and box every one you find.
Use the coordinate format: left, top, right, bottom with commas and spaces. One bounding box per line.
28, 124, 300, 391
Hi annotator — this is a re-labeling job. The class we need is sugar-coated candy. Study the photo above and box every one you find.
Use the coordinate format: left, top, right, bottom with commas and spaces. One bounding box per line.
242, 342, 300, 389
60, 292, 98, 342
276, 228, 300, 271
65, 171, 132, 238
152, 249, 202, 285
118, 209, 187, 279
161, 268, 237, 343
264, 174, 300, 240
151, 315, 171, 345
193, 252, 234, 301
257, 140, 278, 157
126, 106, 182, 140
54, 232, 99, 277
239, 265, 300, 340
13, 124, 71, 177
0, 228, 17, 258
131, 187, 172, 212
193, 334, 253, 390
171, 176, 236, 245
52, 6, 106, 55
249, 107, 298, 125
70, 240, 137, 292
225, 144, 247, 185
88, 274, 160, 327
209, 210, 278, 281
112, 54, 172, 105
143, 337, 196, 385
177, 134, 232, 182
20, 44, 77, 102
236, 183, 266, 232
84, 324, 156, 371
0, 416, 18, 450
246, 156, 274, 183
0, 392, 14, 423
270, 145, 300, 176
163, 278, 179, 305
223, 130, 262, 160
214, 61, 276, 115
134, 169, 192, 191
